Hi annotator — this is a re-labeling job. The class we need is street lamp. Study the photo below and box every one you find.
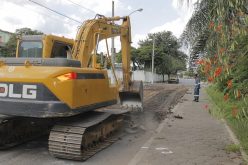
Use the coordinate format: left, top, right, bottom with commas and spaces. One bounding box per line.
128, 8, 143, 16
111, 4, 143, 68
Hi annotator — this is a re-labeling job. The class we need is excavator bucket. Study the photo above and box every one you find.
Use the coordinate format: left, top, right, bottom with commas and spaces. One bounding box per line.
119, 81, 143, 110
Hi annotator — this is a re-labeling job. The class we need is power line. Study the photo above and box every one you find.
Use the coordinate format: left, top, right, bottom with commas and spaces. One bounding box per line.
23, 4, 69, 24
28, 0, 82, 24
66, 0, 97, 14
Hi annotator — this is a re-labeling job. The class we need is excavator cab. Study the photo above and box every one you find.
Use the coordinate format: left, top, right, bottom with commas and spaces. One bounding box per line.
16, 34, 74, 58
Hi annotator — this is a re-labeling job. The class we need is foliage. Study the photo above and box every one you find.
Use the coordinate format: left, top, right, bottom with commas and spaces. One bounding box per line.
1, 36, 16, 57
189, 0, 248, 150
206, 85, 244, 119
139, 31, 187, 81
116, 46, 142, 69
116, 31, 187, 81
181, 0, 248, 117
0, 28, 43, 57
184, 68, 194, 77
207, 85, 248, 154
15, 28, 43, 36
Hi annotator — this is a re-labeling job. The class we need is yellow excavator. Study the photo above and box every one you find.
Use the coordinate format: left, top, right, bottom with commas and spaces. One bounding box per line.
0, 15, 143, 160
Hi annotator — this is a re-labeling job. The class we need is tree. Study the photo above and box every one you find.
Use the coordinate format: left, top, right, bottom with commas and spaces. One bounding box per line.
115, 46, 142, 69
0, 28, 43, 57
15, 28, 43, 36
181, 0, 247, 89
137, 31, 187, 81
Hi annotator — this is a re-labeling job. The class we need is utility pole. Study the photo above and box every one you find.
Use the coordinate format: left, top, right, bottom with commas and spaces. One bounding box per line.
111, 1, 115, 69
151, 35, 155, 84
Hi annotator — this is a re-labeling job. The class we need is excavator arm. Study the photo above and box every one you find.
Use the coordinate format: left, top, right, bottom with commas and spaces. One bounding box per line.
72, 15, 143, 109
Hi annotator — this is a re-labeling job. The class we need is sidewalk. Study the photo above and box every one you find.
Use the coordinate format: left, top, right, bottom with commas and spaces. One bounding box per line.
128, 87, 244, 165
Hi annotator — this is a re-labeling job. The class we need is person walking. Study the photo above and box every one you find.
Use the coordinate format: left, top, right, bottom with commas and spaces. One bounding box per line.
194, 74, 201, 102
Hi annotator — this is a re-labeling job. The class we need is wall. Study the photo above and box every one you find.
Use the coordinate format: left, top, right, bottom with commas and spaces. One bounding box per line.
107, 69, 167, 84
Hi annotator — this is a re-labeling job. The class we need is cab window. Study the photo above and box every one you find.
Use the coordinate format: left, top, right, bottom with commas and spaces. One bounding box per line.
19, 41, 42, 58
51, 41, 72, 58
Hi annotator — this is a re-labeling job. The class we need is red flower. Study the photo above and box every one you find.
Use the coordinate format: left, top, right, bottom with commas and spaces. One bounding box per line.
216, 24, 223, 31
224, 93, 229, 101
208, 76, 214, 82
214, 67, 222, 77
204, 104, 209, 110
202, 60, 211, 74
196, 59, 204, 65
231, 107, 238, 118
227, 80, 232, 89
209, 21, 214, 29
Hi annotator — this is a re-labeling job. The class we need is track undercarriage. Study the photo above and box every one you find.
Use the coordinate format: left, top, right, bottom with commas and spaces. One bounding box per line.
0, 106, 128, 161
0, 115, 53, 149
49, 111, 123, 160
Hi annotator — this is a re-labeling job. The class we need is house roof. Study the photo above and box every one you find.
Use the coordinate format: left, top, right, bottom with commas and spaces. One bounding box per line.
0, 29, 13, 35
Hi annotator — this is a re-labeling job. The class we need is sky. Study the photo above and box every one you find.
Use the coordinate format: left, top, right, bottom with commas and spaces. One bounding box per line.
0, 0, 196, 51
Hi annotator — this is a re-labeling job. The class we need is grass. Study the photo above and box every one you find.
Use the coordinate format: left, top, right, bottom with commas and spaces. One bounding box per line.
225, 144, 240, 153
206, 85, 248, 155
